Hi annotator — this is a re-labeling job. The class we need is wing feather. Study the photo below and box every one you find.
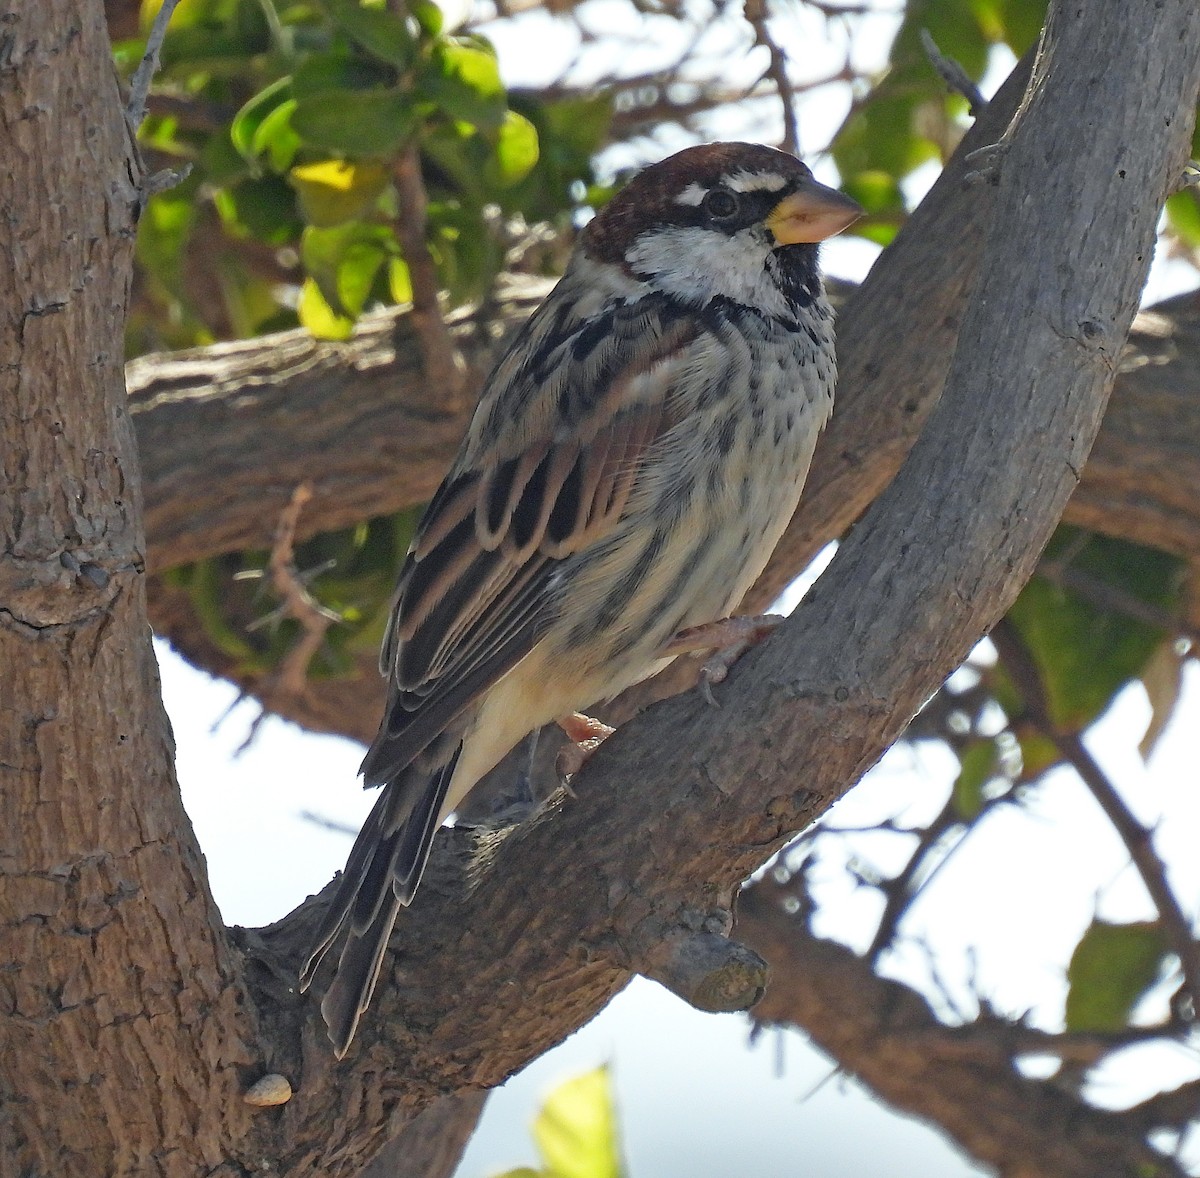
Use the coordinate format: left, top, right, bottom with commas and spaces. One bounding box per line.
361, 293, 698, 786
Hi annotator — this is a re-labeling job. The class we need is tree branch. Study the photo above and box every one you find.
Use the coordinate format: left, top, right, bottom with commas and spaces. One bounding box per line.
218, 3, 1198, 1169
738, 880, 1189, 1178
992, 619, 1200, 1018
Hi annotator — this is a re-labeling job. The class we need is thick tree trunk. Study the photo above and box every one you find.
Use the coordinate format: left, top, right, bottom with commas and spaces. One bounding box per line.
0, 5, 258, 1175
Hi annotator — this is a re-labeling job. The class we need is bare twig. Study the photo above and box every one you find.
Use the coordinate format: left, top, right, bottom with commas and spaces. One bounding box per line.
743, 0, 801, 155
1039, 556, 1200, 649
393, 145, 469, 412
920, 29, 987, 117
991, 620, 1200, 1020
917, 1015, 1185, 1066
1171, 160, 1200, 196
265, 482, 340, 700
866, 794, 965, 961
1114, 1078, 1200, 1133
300, 811, 359, 837
141, 163, 193, 199
126, 0, 181, 132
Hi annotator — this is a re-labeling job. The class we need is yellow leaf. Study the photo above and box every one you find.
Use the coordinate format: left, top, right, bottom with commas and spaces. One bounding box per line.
298, 277, 354, 341
1138, 639, 1185, 760
532, 1067, 623, 1178
290, 160, 388, 228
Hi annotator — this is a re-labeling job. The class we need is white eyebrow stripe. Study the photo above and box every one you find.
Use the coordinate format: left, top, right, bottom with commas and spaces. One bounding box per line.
675, 181, 707, 206
725, 170, 788, 194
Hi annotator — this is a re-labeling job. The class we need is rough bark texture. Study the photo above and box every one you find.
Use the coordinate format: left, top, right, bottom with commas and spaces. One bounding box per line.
0, 5, 257, 1175
2, 1, 1198, 1175
738, 882, 1189, 1178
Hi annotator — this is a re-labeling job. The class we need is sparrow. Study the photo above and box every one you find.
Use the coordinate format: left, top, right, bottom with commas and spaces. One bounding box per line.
300, 141, 861, 1055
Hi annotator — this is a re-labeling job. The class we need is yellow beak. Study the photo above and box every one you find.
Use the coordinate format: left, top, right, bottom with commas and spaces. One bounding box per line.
766, 179, 863, 245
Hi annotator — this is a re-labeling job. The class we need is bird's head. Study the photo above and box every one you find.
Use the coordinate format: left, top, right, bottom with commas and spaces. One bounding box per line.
580, 142, 862, 318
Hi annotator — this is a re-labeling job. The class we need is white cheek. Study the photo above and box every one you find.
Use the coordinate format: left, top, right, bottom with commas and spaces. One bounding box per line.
624, 226, 793, 318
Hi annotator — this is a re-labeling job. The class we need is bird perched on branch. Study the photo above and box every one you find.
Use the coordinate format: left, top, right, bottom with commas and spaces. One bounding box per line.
300, 141, 861, 1054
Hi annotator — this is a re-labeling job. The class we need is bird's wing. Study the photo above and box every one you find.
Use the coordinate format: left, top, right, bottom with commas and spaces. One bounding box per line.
359, 292, 698, 785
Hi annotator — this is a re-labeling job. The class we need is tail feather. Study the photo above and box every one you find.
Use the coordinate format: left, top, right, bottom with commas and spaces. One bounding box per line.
321, 892, 401, 1057
300, 747, 462, 1056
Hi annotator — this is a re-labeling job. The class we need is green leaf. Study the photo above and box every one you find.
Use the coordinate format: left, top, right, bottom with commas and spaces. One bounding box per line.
1165, 190, 1200, 250
301, 222, 394, 315
487, 110, 540, 187
292, 52, 398, 100
213, 175, 303, 245
320, 0, 414, 66
409, 0, 443, 37
894, 0, 992, 80
1015, 730, 1060, 780
140, 0, 231, 32
831, 64, 942, 181
231, 77, 294, 163
388, 255, 413, 303
425, 198, 502, 303
136, 189, 196, 299
951, 740, 995, 819
336, 238, 388, 315
993, 0, 1047, 52
840, 169, 905, 246
252, 99, 302, 172
532, 1067, 623, 1178
299, 276, 355, 339
1006, 530, 1182, 731
291, 87, 415, 155
290, 159, 388, 226
1065, 920, 1170, 1032
424, 37, 507, 129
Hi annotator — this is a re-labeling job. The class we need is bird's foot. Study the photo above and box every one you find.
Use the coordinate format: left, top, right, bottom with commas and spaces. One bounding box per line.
663, 614, 786, 706
555, 712, 616, 784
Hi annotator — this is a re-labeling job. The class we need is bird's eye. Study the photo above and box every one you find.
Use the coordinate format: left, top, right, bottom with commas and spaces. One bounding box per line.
702, 188, 739, 219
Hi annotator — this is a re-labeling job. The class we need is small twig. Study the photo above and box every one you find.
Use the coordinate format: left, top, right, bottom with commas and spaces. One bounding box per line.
919, 29, 986, 117
743, 0, 800, 156
1114, 1078, 1200, 1133
992, 620, 1200, 1020
234, 707, 269, 757
1039, 559, 1200, 650
126, 0, 181, 133
264, 482, 340, 700
800, 0, 886, 15
299, 810, 359, 837
1171, 160, 1200, 197
867, 793, 963, 961
917, 1013, 1182, 1066
961, 141, 1008, 187
141, 162, 193, 200
393, 145, 469, 412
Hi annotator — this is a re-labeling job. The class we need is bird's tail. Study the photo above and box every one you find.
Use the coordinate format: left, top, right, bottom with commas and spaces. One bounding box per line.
300, 746, 460, 1057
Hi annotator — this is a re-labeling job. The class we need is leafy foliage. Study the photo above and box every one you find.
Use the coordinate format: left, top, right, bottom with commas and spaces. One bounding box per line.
1066, 920, 1171, 1033
831, 0, 1047, 245
162, 510, 419, 679
119, 0, 610, 351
